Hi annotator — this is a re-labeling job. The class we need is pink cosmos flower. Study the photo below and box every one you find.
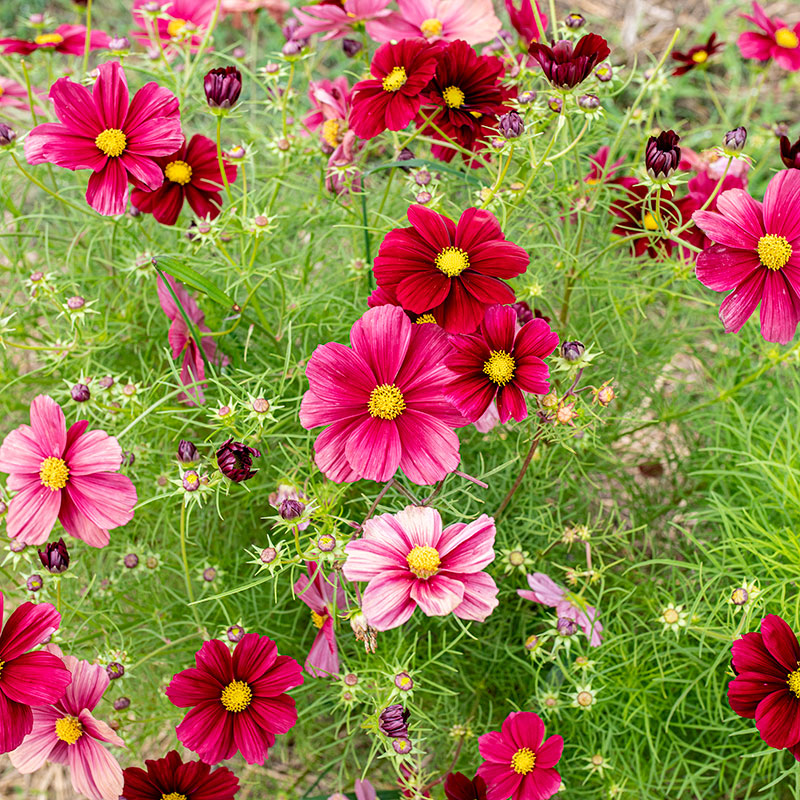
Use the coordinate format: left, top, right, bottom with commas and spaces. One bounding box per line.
157, 274, 229, 405
299, 305, 464, 486
369, 0, 502, 45
738, 2, 800, 71
328, 780, 378, 800
0, 594, 70, 754
222, 0, 288, 25
166, 634, 304, 765
24, 61, 183, 216
585, 145, 625, 186
10, 645, 124, 800
692, 169, 800, 344
294, 561, 348, 677
0, 77, 46, 115
294, 0, 393, 42
0, 24, 110, 56
680, 146, 751, 183
343, 505, 499, 630
304, 77, 353, 152
132, 0, 219, 50
518, 572, 603, 647
0, 395, 137, 547
476, 711, 563, 800
326, 130, 363, 197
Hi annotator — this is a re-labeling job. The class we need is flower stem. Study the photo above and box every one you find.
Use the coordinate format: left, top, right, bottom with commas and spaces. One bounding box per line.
495, 423, 544, 519
180, 502, 202, 628
215, 115, 234, 205
82, 0, 93, 76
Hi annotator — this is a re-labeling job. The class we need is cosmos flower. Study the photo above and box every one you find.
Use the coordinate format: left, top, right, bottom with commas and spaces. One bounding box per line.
528, 33, 611, 88
505, 0, 548, 44
373, 205, 529, 333
445, 771, 488, 800
737, 2, 800, 72
476, 711, 563, 800
10, 646, 124, 800
0, 24, 110, 55
445, 304, 558, 423
131, 0, 219, 50
671, 32, 725, 75
692, 169, 800, 344
518, 572, 603, 646
121, 750, 240, 800
0, 594, 70, 754
216, 440, 260, 482
0, 77, 46, 115
166, 634, 303, 765
24, 61, 183, 216
0, 395, 137, 547
349, 39, 440, 140
293, 0, 393, 42
132, 135, 237, 226
325, 130, 363, 197
342, 505, 499, 630
303, 77, 353, 151
584, 145, 625, 186
780, 134, 800, 170
299, 305, 464, 485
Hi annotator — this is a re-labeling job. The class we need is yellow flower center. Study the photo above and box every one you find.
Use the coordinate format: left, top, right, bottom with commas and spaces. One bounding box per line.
511, 747, 536, 774
731, 588, 748, 605
55, 716, 83, 745
435, 246, 470, 277
663, 608, 679, 624
577, 690, 594, 706
165, 160, 192, 185
442, 85, 466, 108
788, 668, 800, 698
382, 66, 407, 92
167, 18, 188, 38
220, 680, 252, 712
34, 32, 64, 45
322, 118, 342, 148
0, 660, 4, 677
162, 794, 188, 800
367, 383, 406, 420
483, 350, 516, 386
406, 545, 440, 579
775, 27, 799, 49
691, 50, 708, 63
40, 457, 69, 490
95, 128, 127, 158
415, 313, 437, 324
642, 212, 659, 231
420, 17, 443, 37
310, 610, 327, 629
585, 177, 599, 185
757, 234, 792, 271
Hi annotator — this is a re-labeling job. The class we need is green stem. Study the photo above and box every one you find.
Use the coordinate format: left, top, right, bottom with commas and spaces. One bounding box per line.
11, 154, 97, 217
215, 115, 234, 204
180, 502, 202, 628
82, 0, 93, 75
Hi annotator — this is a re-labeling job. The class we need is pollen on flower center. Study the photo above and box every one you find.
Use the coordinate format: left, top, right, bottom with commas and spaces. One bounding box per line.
435, 246, 470, 277
663, 608, 679, 624
310, 610, 327, 629
442, 85, 466, 108
220, 680, 252, 712
406, 545, 440, 579
161, 794, 188, 800
165, 160, 193, 185
368, 383, 406, 420
691, 50, 708, 63
0, 659, 5, 678
322, 118, 342, 148
167, 18, 188, 37
788, 668, 800, 698
40, 457, 69, 490
95, 128, 127, 158
511, 747, 536, 774
757, 234, 792, 271
35, 32, 64, 45
415, 313, 437, 324
483, 350, 516, 386
420, 17, 443, 37
642, 212, 659, 231
382, 66, 408, 93
775, 27, 799, 49
55, 716, 83, 745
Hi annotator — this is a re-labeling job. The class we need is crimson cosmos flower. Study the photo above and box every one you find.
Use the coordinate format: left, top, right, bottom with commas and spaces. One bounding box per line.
0, 24, 110, 55
217, 440, 261, 482
131, 135, 237, 226
670, 33, 725, 76
373, 204, 529, 333
445, 772, 488, 800
504, 0, 548, 44
780, 135, 800, 170
349, 38, 440, 140
528, 33, 611, 88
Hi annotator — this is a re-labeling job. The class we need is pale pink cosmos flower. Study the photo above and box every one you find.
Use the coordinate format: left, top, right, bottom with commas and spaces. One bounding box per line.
517, 573, 603, 647
293, 0, 393, 42
221, 0, 289, 25
343, 506, 499, 631
370, 0, 502, 45
10, 645, 124, 800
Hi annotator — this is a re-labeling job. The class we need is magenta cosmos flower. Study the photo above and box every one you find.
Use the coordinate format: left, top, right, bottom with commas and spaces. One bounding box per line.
373, 205, 529, 334
132, 0, 218, 50
343, 505, 499, 631
0, 77, 46, 115
24, 61, 183, 216
692, 169, 800, 344
518, 572, 603, 647
476, 711, 563, 800
300, 305, 464, 485
10, 646, 124, 800
121, 750, 239, 800
294, 0, 392, 41
0, 24, 110, 55
505, 0, 548, 44
166, 633, 303, 765
738, 2, 800, 72
304, 76, 353, 151
0, 594, 70, 754
370, 0, 502, 45
445, 304, 558, 424
728, 614, 800, 759
0, 395, 137, 547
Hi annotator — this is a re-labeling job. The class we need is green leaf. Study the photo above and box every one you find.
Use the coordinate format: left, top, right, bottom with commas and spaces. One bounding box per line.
153, 255, 236, 309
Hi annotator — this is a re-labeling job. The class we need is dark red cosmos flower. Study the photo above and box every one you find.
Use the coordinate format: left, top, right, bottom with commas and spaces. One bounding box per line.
445, 771, 488, 800
349, 38, 440, 140
121, 750, 239, 800
681, 170, 747, 251
645, 130, 681, 180
671, 33, 725, 76
445, 304, 558, 423
528, 33, 611, 88
585, 145, 625, 186
780, 135, 800, 170
373, 204, 529, 334
728, 614, 800, 759
217, 440, 261, 482
131, 135, 237, 226
368, 284, 441, 325
505, 0, 548, 45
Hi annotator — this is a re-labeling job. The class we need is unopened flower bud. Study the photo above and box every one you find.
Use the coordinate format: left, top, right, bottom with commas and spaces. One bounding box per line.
379, 703, 410, 737
344, 672, 358, 686
182, 470, 201, 491
113, 697, 130, 710
98, 375, 114, 389
280, 498, 305, 520
565, 12, 586, 27
342, 38, 363, 57
106, 662, 125, 680
27, 574, 43, 592
260, 546, 278, 564
252, 397, 269, 414
414, 169, 432, 186
498, 110, 524, 138
71, 383, 90, 403
226, 144, 247, 159
518, 90, 537, 104
524, 634, 539, 650
217, 439, 260, 482
723, 126, 747, 152
416, 191, 432, 205
39, 538, 70, 574
282, 39, 303, 57
0, 123, 17, 147
29, 13, 45, 24
254, 214, 269, 227
124, 553, 139, 568
561, 340, 585, 361
557, 616, 578, 636
66, 295, 85, 310
204, 66, 242, 110
578, 93, 600, 110
645, 130, 681, 180
596, 383, 615, 406
595, 62, 613, 81
232, 46, 246, 59
203, 567, 217, 582
108, 36, 130, 50
548, 97, 563, 114
731, 587, 749, 606
394, 672, 413, 691
392, 737, 413, 754
177, 440, 199, 464
227, 624, 245, 642
317, 534, 336, 552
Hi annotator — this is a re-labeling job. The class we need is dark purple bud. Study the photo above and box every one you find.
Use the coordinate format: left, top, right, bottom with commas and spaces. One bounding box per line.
113, 697, 131, 710
557, 616, 578, 636
0, 123, 17, 147
177, 440, 199, 464
204, 66, 242, 110
392, 737, 413, 754
27, 574, 43, 592
511, 301, 534, 326
106, 662, 125, 680
645, 130, 681, 179
71, 384, 91, 403
227, 624, 245, 642
317, 534, 336, 552
723, 126, 747, 152
397, 147, 415, 163
414, 169, 432, 186
595, 62, 613, 81
10, 539, 25, 553
281, 17, 301, 40
731, 587, 749, 606
498, 110, 524, 139
38, 538, 70, 574
578, 93, 600, 110
342, 38, 363, 57
379, 703, 410, 737
779, 135, 800, 170
561, 340, 585, 361
565, 12, 586, 28
121, 451, 135, 467
774, 122, 790, 139
548, 96, 563, 114
217, 439, 261, 482
280, 498, 305, 520
182, 470, 201, 491
124, 553, 139, 569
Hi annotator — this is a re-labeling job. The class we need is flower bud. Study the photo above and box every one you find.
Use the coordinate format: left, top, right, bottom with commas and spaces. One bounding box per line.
416, 191, 432, 205
71, 383, 91, 403
66, 295, 85, 310
731, 587, 749, 606
121, 451, 135, 467
723, 126, 747, 153
280, 498, 305, 520
204, 66, 242, 110
27, 574, 43, 592
394, 672, 413, 691
565, 12, 586, 27
113, 697, 131, 710
0, 123, 17, 147
645, 130, 681, 180
98, 375, 114, 389
227, 624, 245, 642
108, 36, 130, 51
232, 46, 246, 59
182, 470, 200, 491
379, 703, 410, 737
780, 135, 800, 170
342, 38, 363, 57
518, 90, 537, 104
252, 397, 269, 414
498, 110, 524, 139
38, 538, 70, 574
217, 439, 261, 482
548, 97, 563, 114
260, 547, 278, 564
29, 13, 45, 24
317, 534, 336, 552
578, 94, 600, 111
344, 672, 359, 686
414, 169, 432, 186
392, 737, 413, 754
557, 616, 578, 636
594, 62, 613, 81
106, 662, 125, 680
177, 440, 199, 464
561, 340, 585, 361
203, 567, 217, 582
282, 39, 303, 57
